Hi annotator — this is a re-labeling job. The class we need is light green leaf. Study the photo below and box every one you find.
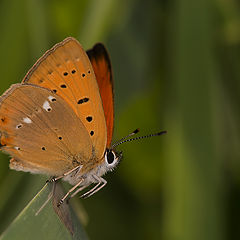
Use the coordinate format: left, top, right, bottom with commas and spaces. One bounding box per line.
0, 182, 88, 240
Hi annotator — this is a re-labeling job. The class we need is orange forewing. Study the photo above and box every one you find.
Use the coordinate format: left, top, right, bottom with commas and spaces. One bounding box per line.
22, 38, 107, 159
87, 44, 114, 147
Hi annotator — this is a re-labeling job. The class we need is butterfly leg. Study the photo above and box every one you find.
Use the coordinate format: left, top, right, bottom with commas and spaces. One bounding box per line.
57, 178, 84, 207
81, 176, 107, 199
47, 165, 82, 183
35, 181, 55, 216
69, 184, 90, 199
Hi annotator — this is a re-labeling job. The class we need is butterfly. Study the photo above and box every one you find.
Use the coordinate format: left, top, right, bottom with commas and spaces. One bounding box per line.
0, 37, 166, 206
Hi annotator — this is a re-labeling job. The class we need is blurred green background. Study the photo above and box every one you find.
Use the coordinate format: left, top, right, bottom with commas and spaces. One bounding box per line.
0, 0, 239, 239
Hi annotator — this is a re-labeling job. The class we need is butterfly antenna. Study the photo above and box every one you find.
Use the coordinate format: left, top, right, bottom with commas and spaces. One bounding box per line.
112, 130, 167, 149
111, 128, 140, 149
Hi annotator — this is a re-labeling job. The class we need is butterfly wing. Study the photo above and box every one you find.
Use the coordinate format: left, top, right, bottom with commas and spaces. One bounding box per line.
22, 37, 107, 159
87, 43, 114, 147
0, 84, 92, 176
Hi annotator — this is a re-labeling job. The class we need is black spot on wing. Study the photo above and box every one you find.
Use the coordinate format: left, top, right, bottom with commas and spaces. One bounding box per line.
77, 98, 89, 104
86, 116, 92, 122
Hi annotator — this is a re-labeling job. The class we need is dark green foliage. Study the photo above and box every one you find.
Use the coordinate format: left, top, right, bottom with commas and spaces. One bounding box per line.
0, 0, 239, 239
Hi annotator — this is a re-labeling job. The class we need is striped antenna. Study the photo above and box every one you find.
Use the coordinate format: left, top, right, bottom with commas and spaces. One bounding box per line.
111, 129, 167, 149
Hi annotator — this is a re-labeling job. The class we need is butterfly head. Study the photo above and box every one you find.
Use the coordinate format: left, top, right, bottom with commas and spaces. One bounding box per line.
102, 128, 167, 174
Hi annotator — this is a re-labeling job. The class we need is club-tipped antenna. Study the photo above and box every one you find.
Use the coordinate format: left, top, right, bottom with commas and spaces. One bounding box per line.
111, 128, 140, 149
111, 130, 167, 149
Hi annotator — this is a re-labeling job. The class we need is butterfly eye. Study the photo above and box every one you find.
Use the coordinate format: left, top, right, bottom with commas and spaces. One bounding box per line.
105, 149, 118, 167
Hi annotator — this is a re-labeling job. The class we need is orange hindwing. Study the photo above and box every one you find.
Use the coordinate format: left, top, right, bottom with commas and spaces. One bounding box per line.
87, 43, 114, 147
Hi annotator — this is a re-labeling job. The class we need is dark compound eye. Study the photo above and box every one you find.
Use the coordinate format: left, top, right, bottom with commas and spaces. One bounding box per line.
106, 150, 115, 164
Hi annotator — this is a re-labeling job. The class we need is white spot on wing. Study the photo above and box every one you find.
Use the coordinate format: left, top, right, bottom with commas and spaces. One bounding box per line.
14, 146, 20, 150
48, 96, 56, 102
43, 101, 51, 112
23, 117, 32, 123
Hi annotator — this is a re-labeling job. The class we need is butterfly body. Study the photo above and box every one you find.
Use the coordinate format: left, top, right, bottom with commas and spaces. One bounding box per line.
0, 38, 120, 200
63, 157, 112, 186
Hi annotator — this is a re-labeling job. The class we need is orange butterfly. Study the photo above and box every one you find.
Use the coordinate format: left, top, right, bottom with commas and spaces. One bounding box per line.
0, 38, 166, 206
